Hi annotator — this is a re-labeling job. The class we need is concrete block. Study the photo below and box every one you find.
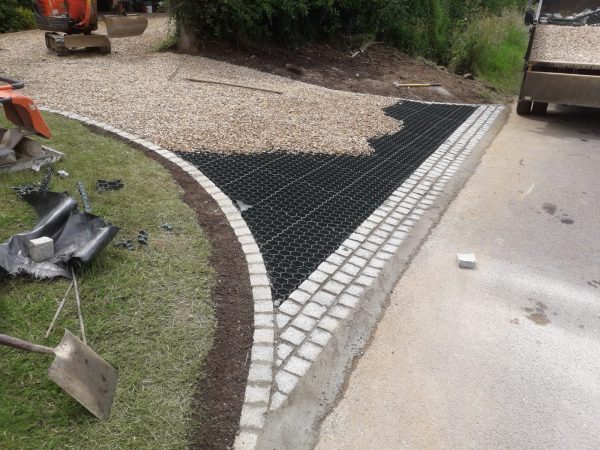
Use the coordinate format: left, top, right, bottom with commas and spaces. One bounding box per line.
280, 327, 306, 346
284, 356, 312, 377
457, 253, 477, 269
28, 237, 54, 262
276, 370, 300, 395
302, 302, 327, 319
291, 314, 317, 332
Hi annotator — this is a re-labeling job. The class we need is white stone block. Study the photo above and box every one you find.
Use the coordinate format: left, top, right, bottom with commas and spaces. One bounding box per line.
457, 253, 477, 269
28, 237, 54, 262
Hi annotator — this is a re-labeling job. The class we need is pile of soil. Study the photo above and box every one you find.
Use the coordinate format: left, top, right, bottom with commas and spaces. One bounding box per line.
200, 41, 496, 104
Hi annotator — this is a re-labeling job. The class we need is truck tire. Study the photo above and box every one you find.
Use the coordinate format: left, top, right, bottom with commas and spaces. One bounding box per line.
531, 102, 548, 115
517, 100, 532, 115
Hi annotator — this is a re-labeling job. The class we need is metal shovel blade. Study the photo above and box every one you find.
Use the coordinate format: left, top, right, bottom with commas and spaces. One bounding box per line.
48, 329, 118, 420
103, 15, 148, 38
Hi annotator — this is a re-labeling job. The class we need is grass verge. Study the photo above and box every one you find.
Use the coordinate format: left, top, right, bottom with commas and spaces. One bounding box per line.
450, 8, 529, 95
0, 113, 215, 449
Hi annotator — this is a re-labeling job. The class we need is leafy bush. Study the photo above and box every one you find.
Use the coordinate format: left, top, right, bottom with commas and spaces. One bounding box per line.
450, 7, 528, 94
167, 1, 527, 62
0, 0, 37, 33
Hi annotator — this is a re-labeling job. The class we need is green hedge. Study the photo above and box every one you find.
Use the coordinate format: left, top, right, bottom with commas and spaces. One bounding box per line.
167, 0, 527, 62
0, 0, 36, 33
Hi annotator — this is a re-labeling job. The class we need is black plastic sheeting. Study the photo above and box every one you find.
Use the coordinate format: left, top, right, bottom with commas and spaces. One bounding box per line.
0, 191, 119, 279
178, 101, 477, 302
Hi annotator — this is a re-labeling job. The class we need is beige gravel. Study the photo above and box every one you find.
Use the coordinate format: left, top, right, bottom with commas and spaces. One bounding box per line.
531, 24, 600, 67
0, 17, 400, 154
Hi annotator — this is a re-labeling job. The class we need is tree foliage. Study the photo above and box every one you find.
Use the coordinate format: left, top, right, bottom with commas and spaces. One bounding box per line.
167, 0, 527, 62
0, 0, 36, 33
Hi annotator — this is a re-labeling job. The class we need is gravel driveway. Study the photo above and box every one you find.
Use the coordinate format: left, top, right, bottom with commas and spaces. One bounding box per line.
0, 17, 399, 154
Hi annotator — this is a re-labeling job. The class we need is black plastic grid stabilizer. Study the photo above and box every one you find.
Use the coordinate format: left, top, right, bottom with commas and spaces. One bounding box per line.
178, 101, 477, 302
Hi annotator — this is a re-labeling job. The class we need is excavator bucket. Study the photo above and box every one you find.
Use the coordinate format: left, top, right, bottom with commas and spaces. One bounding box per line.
103, 15, 148, 38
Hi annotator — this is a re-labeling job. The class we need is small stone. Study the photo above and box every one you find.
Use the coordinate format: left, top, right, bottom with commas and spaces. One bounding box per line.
28, 236, 54, 262
457, 253, 477, 269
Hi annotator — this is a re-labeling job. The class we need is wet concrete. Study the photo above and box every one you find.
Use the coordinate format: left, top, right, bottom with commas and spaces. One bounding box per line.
316, 105, 600, 449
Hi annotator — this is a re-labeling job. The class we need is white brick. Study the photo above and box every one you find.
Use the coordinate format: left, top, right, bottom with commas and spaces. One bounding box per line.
254, 301, 272, 313
270, 391, 287, 411
457, 253, 477, 269
323, 280, 345, 295
298, 279, 320, 294
288, 290, 311, 305
332, 271, 353, 285
276, 313, 292, 329
346, 285, 365, 297
319, 316, 340, 333
355, 248, 374, 260
248, 364, 272, 383
382, 244, 398, 254
340, 263, 361, 276
280, 327, 306, 346
339, 293, 360, 309
276, 370, 299, 394
250, 274, 270, 286
367, 235, 385, 246
284, 356, 312, 377
277, 342, 294, 360
291, 314, 317, 332
310, 328, 333, 346
244, 385, 271, 404
298, 341, 322, 361
327, 253, 346, 265
302, 302, 327, 319
28, 237, 54, 262
251, 344, 274, 363
239, 404, 267, 429
348, 255, 368, 268
242, 243, 261, 255
308, 270, 329, 283
255, 313, 274, 328
362, 267, 381, 278
254, 328, 274, 344
354, 275, 374, 287
312, 291, 336, 307
330, 305, 352, 320
362, 242, 379, 252
252, 286, 271, 300
317, 261, 337, 274
278, 300, 301, 316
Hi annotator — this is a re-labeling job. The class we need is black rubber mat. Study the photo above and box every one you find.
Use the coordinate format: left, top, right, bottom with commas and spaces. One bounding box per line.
178, 101, 477, 302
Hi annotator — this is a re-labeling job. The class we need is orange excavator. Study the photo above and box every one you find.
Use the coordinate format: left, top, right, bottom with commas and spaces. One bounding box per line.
32, 0, 148, 55
1, 76, 62, 172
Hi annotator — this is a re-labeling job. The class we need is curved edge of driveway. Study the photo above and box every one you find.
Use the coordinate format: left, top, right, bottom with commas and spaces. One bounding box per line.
38, 107, 274, 450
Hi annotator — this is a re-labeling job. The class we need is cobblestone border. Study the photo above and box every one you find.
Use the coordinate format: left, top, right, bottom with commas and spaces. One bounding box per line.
37, 107, 274, 449
257, 103, 506, 449
39, 102, 505, 450
271, 104, 503, 406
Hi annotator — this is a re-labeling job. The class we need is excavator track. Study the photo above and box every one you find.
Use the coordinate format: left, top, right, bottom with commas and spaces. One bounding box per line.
45, 31, 111, 56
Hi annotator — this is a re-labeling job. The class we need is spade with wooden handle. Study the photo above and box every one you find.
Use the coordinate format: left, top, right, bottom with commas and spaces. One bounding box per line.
0, 329, 118, 420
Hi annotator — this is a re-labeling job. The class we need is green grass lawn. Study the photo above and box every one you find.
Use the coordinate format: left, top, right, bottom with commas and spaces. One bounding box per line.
0, 113, 215, 449
450, 8, 529, 96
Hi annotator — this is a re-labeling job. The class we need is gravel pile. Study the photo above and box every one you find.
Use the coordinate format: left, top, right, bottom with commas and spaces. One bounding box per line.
531, 25, 600, 67
0, 17, 400, 155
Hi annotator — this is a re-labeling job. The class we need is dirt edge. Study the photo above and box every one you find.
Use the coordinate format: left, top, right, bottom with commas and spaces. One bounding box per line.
87, 124, 254, 450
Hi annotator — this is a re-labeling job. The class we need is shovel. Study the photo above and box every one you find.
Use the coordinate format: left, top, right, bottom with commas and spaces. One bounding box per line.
0, 329, 118, 420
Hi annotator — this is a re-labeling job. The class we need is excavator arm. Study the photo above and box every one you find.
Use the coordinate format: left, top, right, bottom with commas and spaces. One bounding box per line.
0, 76, 51, 138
